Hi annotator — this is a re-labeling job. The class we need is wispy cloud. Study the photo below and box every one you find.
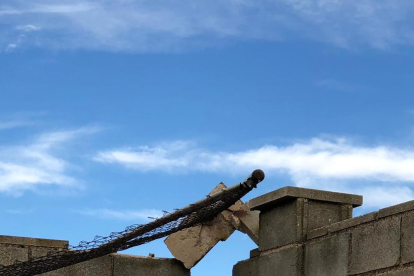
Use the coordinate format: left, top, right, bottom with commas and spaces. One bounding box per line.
0, 3, 94, 15
5, 43, 17, 52
15, 24, 41, 32
95, 141, 194, 172
0, 120, 32, 130
1, 0, 414, 52
95, 138, 414, 208
77, 208, 164, 222
95, 138, 414, 182
0, 112, 46, 130
0, 126, 99, 195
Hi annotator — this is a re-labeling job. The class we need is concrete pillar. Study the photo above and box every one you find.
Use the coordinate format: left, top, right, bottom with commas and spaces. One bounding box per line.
233, 186, 362, 276
250, 186, 362, 251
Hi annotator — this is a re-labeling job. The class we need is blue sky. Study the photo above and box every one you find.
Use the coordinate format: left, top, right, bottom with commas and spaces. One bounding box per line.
1, 1, 414, 275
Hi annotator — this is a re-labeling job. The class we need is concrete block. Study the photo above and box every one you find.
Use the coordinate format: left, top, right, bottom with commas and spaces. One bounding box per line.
40, 255, 112, 276
165, 183, 244, 269
307, 226, 328, 240
258, 199, 303, 251
39, 254, 190, 276
379, 200, 414, 219
165, 209, 236, 269
31, 247, 63, 260
113, 254, 190, 276
234, 208, 260, 245
233, 258, 259, 276
250, 186, 362, 211
350, 216, 401, 274
250, 248, 260, 258
328, 211, 378, 233
341, 204, 353, 220
306, 200, 343, 231
305, 233, 349, 276
0, 235, 68, 249
234, 246, 302, 276
258, 245, 302, 276
402, 211, 414, 264
0, 245, 28, 266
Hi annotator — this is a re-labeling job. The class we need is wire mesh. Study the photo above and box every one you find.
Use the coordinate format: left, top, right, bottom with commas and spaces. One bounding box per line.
0, 170, 264, 276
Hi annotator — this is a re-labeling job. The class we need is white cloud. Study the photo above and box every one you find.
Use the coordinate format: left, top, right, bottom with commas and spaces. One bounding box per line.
95, 138, 414, 182
1, 0, 414, 51
5, 43, 17, 51
30, 3, 95, 14
0, 127, 99, 195
0, 3, 94, 15
95, 141, 193, 172
95, 138, 414, 208
77, 208, 164, 222
15, 24, 41, 32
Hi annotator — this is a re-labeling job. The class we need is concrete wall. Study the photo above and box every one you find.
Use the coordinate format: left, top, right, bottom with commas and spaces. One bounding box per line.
0, 235, 68, 267
233, 186, 414, 276
41, 254, 190, 276
0, 235, 190, 276
3, 186, 414, 276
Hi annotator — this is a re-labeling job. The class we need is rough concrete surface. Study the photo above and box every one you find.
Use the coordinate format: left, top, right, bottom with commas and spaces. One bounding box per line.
379, 200, 414, 219
350, 216, 401, 274
401, 211, 414, 264
234, 203, 259, 245
258, 200, 301, 251
40, 255, 112, 276
378, 268, 414, 276
328, 211, 378, 233
233, 246, 302, 276
39, 254, 190, 276
307, 227, 328, 240
233, 258, 259, 276
305, 233, 349, 276
0, 235, 68, 248
113, 254, 190, 276
0, 245, 28, 266
31, 247, 62, 259
165, 209, 236, 269
306, 201, 343, 231
258, 246, 302, 276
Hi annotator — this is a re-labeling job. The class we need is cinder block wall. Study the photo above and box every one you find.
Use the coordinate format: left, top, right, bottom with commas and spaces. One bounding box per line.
0, 235, 68, 267
0, 235, 190, 276
233, 186, 414, 276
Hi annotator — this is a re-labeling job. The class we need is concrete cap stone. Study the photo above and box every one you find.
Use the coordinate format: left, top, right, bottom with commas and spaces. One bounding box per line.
0, 235, 68, 248
249, 186, 363, 211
